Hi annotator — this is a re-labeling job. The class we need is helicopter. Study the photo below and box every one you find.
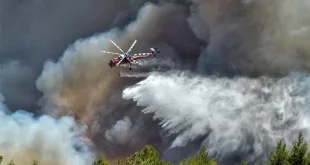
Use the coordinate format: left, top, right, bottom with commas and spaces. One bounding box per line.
101, 39, 160, 70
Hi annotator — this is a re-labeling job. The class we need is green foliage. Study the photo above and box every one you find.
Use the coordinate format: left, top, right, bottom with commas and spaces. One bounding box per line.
3, 132, 310, 165
240, 161, 247, 165
7, 160, 15, 165
115, 159, 123, 165
0, 156, 14, 165
269, 140, 289, 165
122, 145, 171, 165
305, 153, 310, 165
288, 132, 308, 165
267, 132, 310, 165
92, 145, 171, 165
179, 146, 217, 165
0, 157, 37, 165
239, 162, 259, 165
92, 154, 110, 165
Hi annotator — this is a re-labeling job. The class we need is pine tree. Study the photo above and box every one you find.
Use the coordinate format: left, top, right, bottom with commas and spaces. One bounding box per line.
92, 154, 110, 165
269, 140, 289, 165
179, 146, 217, 165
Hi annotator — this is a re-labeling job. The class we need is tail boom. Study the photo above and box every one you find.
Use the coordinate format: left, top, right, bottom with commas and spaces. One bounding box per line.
150, 48, 160, 57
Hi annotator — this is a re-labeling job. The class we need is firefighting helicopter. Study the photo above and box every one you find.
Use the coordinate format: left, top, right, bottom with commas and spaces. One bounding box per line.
101, 39, 160, 71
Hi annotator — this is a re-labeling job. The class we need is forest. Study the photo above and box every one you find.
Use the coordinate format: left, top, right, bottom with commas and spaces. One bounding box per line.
1, 132, 309, 165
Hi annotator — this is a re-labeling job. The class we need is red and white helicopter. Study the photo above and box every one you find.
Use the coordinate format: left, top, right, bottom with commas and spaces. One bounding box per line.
101, 39, 160, 70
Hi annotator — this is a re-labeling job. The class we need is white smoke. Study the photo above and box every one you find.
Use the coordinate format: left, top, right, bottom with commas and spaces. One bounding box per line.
35, 2, 187, 123
8, 0, 310, 164
105, 116, 135, 145
0, 94, 94, 165
123, 70, 310, 163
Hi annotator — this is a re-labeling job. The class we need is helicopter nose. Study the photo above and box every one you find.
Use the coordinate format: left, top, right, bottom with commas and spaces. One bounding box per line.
108, 60, 113, 68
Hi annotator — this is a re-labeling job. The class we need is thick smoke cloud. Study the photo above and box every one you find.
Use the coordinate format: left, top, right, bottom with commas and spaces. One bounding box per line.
0, 61, 38, 112
191, 0, 310, 76
105, 116, 135, 145
0, 94, 94, 165
119, 1, 310, 163
36, 1, 203, 160
123, 71, 310, 164
36, 2, 182, 121
3, 0, 310, 164
0, 0, 151, 111
96, 111, 168, 160
0, 0, 148, 64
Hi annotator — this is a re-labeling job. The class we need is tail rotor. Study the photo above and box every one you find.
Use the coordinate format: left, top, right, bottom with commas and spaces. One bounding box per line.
150, 48, 160, 57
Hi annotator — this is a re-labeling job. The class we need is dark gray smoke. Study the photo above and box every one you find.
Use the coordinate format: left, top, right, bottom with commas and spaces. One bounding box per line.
0, 61, 38, 112
0, 0, 151, 111
3, 0, 310, 164
35, 1, 204, 162
192, 0, 310, 77
122, 0, 310, 164
0, 0, 204, 111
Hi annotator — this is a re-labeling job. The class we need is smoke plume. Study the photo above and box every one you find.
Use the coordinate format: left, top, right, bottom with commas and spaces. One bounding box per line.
105, 116, 134, 145
191, 0, 310, 76
0, 94, 94, 165
0, 0, 151, 111
35, 1, 203, 160
2, 0, 310, 164
36, 1, 202, 120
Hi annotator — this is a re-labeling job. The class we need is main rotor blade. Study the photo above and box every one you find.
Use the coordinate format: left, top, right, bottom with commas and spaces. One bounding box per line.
110, 39, 125, 53
116, 57, 125, 66
101, 50, 123, 56
127, 40, 137, 53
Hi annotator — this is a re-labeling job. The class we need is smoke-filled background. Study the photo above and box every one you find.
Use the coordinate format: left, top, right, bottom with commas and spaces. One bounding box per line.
1, 0, 310, 164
